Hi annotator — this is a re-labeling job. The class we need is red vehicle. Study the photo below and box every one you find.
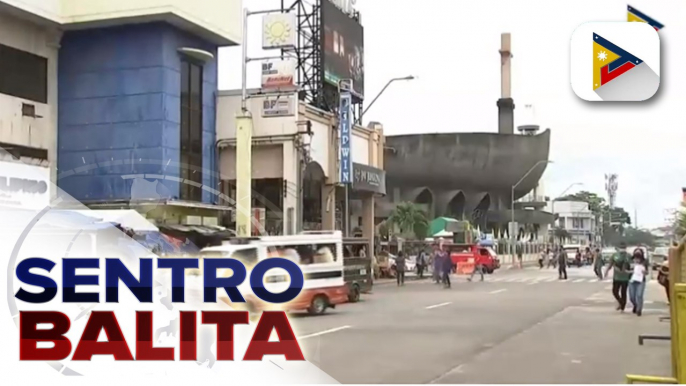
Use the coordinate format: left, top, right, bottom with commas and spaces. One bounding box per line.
446, 244, 501, 274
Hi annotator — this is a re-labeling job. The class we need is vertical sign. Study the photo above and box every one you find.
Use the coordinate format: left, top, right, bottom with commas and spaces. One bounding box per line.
339, 91, 353, 184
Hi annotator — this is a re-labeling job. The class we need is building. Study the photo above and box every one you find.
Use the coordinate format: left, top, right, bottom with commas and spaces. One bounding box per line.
0, 0, 242, 224
0, 1, 61, 208
547, 200, 597, 246
378, 130, 554, 241
216, 90, 386, 252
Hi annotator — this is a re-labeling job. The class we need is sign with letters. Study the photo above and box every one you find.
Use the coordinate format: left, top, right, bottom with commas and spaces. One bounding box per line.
352, 163, 386, 195
338, 91, 352, 184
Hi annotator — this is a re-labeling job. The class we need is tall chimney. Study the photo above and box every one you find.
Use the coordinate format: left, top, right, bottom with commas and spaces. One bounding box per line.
498, 33, 515, 134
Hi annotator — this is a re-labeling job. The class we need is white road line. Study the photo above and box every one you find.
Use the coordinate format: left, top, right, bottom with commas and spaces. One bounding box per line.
573, 279, 585, 283
505, 277, 519, 282
297, 325, 352, 340
425, 302, 452, 310
491, 277, 505, 282
545, 277, 558, 282
489, 289, 507, 295
516, 277, 530, 283
527, 281, 539, 286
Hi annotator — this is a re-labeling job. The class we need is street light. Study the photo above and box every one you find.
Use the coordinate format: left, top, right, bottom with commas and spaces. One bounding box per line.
355, 75, 415, 125
510, 160, 553, 268
551, 182, 583, 228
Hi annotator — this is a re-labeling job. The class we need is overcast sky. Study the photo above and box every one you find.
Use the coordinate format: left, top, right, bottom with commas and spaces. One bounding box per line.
219, 0, 686, 229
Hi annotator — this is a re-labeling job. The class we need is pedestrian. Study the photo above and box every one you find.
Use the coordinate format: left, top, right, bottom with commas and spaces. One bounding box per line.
658, 260, 670, 303
441, 246, 452, 289
605, 242, 631, 312
538, 246, 546, 269
593, 247, 604, 280
433, 240, 444, 284
584, 247, 593, 266
629, 250, 647, 316
395, 250, 406, 286
557, 246, 568, 280
416, 248, 426, 279
547, 246, 556, 269
516, 243, 523, 269
468, 256, 484, 282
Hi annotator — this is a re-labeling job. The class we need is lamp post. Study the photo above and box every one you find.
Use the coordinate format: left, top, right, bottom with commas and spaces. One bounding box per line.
510, 160, 553, 267
355, 75, 415, 126
551, 182, 583, 228
344, 75, 414, 237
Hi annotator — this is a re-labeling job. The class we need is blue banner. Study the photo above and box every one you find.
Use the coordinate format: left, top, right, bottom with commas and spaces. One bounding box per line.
339, 92, 353, 184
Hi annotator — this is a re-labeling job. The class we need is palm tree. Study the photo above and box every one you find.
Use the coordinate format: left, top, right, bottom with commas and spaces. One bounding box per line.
387, 202, 430, 240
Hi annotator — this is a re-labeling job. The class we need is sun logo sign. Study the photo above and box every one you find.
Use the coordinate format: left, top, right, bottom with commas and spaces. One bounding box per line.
263, 13, 296, 49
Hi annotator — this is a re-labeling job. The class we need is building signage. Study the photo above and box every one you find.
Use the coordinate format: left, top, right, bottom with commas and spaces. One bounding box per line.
339, 91, 352, 184
261, 95, 295, 118
352, 162, 386, 195
261, 59, 296, 91
262, 12, 297, 49
0, 160, 50, 210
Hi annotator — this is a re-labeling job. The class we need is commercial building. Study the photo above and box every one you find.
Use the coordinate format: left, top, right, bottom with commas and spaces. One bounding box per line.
0, 0, 242, 225
216, 90, 386, 250
547, 200, 597, 246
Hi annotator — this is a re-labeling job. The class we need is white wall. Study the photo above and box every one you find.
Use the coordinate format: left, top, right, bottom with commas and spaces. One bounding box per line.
217, 92, 297, 140
0, 10, 60, 182
352, 133, 369, 165
61, 0, 241, 44
0, 0, 62, 22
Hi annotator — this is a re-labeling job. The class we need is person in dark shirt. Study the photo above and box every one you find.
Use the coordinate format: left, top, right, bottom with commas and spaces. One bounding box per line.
557, 246, 568, 280
395, 251, 406, 286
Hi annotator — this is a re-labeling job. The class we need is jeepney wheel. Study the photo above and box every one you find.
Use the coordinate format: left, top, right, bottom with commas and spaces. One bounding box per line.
348, 284, 361, 303
308, 295, 329, 315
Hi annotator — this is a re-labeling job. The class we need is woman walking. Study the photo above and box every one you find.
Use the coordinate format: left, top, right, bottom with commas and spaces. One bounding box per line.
629, 249, 648, 316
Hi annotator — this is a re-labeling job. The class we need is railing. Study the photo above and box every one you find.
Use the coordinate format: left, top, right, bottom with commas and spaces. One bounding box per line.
625, 238, 685, 383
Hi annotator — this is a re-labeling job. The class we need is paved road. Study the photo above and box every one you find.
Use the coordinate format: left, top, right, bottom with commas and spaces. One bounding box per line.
288, 266, 672, 384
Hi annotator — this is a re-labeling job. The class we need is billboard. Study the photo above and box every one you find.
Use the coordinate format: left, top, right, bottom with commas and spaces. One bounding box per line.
261, 58, 296, 91
321, 0, 364, 98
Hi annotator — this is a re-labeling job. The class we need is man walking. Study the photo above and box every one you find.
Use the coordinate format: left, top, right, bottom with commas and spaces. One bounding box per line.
557, 246, 568, 280
416, 248, 427, 279
395, 251, 406, 286
433, 240, 445, 284
605, 242, 631, 312
441, 247, 452, 289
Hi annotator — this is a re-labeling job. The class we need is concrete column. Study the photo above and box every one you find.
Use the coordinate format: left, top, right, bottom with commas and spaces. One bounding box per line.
321, 184, 336, 230
362, 194, 375, 259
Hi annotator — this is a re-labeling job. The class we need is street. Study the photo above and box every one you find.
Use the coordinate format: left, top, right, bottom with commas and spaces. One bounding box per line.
289, 266, 672, 384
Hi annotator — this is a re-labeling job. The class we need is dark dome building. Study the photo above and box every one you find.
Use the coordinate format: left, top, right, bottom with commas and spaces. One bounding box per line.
377, 129, 554, 238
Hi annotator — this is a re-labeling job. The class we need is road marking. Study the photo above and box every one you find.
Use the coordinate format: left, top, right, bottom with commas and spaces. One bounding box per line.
545, 277, 558, 282
506, 277, 519, 282
425, 302, 452, 310
573, 279, 585, 283
297, 325, 352, 340
491, 277, 505, 282
516, 277, 530, 283
527, 281, 539, 286
489, 289, 507, 295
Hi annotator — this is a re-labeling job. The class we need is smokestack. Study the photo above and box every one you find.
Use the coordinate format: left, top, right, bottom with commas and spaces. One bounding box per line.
498, 33, 515, 134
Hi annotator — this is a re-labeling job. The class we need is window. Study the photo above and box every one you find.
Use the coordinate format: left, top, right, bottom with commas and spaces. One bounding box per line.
268, 243, 338, 265
180, 57, 203, 201
0, 44, 48, 103
572, 218, 583, 229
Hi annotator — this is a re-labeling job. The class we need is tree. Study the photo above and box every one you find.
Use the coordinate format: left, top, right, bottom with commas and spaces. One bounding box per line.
619, 227, 656, 247
387, 202, 429, 240
675, 202, 686, 239
558, 191, 606, 215
553, 226, 571, 244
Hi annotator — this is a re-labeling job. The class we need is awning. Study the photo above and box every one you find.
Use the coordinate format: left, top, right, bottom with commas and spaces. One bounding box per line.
70, 210, 158, 232
352, 163, 386, 195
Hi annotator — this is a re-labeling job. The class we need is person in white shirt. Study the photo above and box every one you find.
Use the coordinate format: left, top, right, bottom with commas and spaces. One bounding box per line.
629, 252, 647, 316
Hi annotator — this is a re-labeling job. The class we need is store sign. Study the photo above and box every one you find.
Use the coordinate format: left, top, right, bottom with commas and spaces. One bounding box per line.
261, 59, 296, 91
261, 95, 295, 118
352, 163, 386, 195
0, 160, 50, 210
262, 12, 297, 49
338, 91, 352, 184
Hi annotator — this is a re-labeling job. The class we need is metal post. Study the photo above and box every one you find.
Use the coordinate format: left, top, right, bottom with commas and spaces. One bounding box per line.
241, 8, 248, 111
344, 185, 350, 237
511, 186, 516, 267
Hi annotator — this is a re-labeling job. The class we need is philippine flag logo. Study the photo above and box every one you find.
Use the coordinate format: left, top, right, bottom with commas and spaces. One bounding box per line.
571, 22, 660, 102
627, 5, 664, 31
